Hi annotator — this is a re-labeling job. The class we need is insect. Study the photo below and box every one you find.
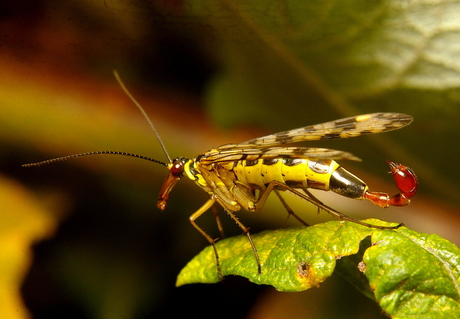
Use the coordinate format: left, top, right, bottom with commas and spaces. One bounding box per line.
24, 72, 418, 278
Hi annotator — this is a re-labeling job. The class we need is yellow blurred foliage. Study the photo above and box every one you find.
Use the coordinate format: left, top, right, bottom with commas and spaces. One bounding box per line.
0, 175, 59, 319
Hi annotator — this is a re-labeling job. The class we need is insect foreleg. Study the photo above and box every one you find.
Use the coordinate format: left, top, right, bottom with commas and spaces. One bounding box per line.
189, 198, 223, 278
190, 198, 262, 277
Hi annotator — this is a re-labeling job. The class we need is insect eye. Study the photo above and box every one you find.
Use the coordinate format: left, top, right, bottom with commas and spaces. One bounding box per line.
170, 158, 186, 176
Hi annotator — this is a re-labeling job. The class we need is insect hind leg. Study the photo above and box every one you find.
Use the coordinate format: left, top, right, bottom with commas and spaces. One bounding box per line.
253, 182, 313, 226
273, 190, 309, 226
256, 181, 402, 230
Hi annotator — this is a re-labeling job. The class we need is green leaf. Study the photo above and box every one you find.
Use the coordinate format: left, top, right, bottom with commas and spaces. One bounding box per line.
176, 219, 391, 290
177, 219, 460, 317
364, 227, 460, 317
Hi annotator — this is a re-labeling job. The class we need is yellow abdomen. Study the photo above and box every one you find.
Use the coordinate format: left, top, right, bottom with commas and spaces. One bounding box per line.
233, 158, 340, 192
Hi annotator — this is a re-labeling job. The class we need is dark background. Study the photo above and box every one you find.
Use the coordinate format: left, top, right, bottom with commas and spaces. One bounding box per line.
1, 1, 459, 318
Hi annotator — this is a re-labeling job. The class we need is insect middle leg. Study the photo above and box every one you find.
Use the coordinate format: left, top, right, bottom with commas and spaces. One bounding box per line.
211, 204, 225, 239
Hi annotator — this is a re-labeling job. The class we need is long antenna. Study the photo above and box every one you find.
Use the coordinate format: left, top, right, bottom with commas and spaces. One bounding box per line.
23, 151, 167, 167
22, 72, 172, 168
113, 70, 172, 162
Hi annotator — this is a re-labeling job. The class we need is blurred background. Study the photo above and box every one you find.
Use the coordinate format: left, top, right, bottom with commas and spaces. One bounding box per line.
1, 0, 460, 318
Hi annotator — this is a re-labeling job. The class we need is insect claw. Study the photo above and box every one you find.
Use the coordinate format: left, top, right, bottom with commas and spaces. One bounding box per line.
388, 193, 411, 206
364, 161, 417, 208
363, 191, 391, 208
387, 160, 418, 198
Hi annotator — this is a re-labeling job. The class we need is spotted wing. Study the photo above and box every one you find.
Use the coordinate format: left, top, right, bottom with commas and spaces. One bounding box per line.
217, 113, 412, 150
198, 147, 361, 165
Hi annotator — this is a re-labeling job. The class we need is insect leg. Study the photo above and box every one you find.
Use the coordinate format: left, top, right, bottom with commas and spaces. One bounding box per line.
189, 198, 223, 279
222, 208, 262, 275
190, 199, 261, 276
211, 204, 226, 239
273, 190, 309, 226
256, 181, 402, 230
302, 189, 324, 215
